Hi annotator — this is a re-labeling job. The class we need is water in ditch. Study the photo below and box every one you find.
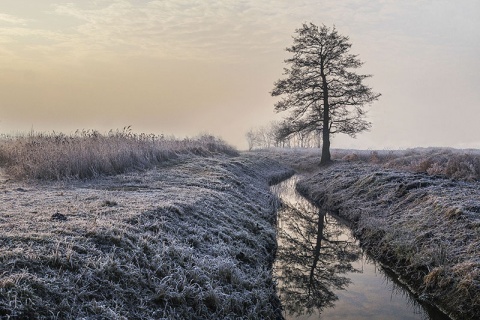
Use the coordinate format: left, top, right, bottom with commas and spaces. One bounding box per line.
271, 176, 451, 320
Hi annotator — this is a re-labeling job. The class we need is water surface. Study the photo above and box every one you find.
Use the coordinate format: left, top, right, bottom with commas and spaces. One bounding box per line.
272, 176, 450, 320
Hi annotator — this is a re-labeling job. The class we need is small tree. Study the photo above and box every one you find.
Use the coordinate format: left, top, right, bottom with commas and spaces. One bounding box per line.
272, 23, 380, 164
245, 129, 257, 151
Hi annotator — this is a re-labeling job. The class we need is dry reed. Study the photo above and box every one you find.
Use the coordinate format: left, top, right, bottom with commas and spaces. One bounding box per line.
0, 128, 238, 180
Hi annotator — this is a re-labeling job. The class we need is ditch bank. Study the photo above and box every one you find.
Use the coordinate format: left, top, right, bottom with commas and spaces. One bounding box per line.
295, 161, 480, 320
0, 153, 292, 319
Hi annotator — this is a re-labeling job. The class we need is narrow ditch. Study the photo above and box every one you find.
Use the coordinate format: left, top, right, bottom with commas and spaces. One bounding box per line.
271, 176, 451, 320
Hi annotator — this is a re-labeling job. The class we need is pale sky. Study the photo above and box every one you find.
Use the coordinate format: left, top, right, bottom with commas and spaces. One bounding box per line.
1, 0, 479, 150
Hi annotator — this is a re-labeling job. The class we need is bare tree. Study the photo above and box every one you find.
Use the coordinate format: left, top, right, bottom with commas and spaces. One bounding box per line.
246, 120, 320, 150
272, 23, 380, 164
245, 129, 257, 151
245, 122, 282, 150
276, 201, 361, 316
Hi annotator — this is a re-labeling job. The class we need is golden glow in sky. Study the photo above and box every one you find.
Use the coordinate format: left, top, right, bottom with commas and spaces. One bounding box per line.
1, 0, 479, 149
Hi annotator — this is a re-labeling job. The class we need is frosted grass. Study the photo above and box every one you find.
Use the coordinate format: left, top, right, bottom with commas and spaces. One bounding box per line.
257, 147, 480, 181
258, 148, 479, 319
295, 162, 479, 320
0, 129, 238, 180
0, 153, 293, 319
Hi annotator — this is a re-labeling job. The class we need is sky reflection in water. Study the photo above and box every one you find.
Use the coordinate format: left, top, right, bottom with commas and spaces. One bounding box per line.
272, 177, 450, 320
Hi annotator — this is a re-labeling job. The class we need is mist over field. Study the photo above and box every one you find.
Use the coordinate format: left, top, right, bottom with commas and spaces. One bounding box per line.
1, 0, 479, 150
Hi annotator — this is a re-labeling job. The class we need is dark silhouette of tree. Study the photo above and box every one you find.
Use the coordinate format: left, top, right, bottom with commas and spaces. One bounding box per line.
271, 23, 380, 164
275, 199, 361, 317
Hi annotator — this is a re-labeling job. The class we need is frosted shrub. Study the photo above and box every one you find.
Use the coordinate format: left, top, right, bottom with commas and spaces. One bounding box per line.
444, 154, 480, 180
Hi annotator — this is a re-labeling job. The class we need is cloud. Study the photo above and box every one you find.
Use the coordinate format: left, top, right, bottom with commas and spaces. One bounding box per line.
2, 0, 479, 62
0, 13, 28, 25
4, 0, 477, 66
49, 0, 296, 61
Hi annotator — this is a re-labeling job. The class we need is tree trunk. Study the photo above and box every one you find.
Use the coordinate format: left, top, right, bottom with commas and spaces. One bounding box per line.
309, 209, 326, 286
320, 68, 331, 165
321, 123, 330, 164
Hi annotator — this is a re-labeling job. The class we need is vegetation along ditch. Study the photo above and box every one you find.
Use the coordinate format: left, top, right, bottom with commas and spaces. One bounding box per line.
272, 175, 452, 320
0, 133, 295, 319
1, 131, 479, 319
265, 148, 479, 320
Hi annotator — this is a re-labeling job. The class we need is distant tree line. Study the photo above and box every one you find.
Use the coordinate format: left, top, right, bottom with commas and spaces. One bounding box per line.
245, 121, 321, 150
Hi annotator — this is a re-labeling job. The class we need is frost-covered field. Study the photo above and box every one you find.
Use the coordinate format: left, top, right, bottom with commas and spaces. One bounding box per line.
262, 148, 479, 320
0, 153, 292, 319
259, 147, 480, 181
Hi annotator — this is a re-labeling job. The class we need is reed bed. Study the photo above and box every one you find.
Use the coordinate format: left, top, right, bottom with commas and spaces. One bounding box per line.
0, 128, 238, 180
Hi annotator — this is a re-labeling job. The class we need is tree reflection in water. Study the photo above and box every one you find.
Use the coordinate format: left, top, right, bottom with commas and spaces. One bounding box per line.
274, 194, 362, 318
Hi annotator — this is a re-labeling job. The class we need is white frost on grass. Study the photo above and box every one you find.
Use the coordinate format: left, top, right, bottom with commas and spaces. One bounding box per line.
294, 161, 479, 320
258, 147, 480, 182
0, 154, 292, 319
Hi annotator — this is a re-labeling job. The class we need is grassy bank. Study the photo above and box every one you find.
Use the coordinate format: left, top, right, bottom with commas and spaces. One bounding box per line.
259, 147, 480, 181
0, 146, 292, 318
262, 149, 479, 319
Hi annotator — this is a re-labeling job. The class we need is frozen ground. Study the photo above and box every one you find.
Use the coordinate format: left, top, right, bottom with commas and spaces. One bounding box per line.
0, 154, 292, 319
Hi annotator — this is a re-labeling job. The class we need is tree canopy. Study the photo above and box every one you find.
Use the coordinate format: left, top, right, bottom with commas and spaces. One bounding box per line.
272, 23, 380, 164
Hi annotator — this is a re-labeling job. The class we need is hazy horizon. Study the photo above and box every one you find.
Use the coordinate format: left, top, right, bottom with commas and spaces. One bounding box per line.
1, 0, 479, 150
